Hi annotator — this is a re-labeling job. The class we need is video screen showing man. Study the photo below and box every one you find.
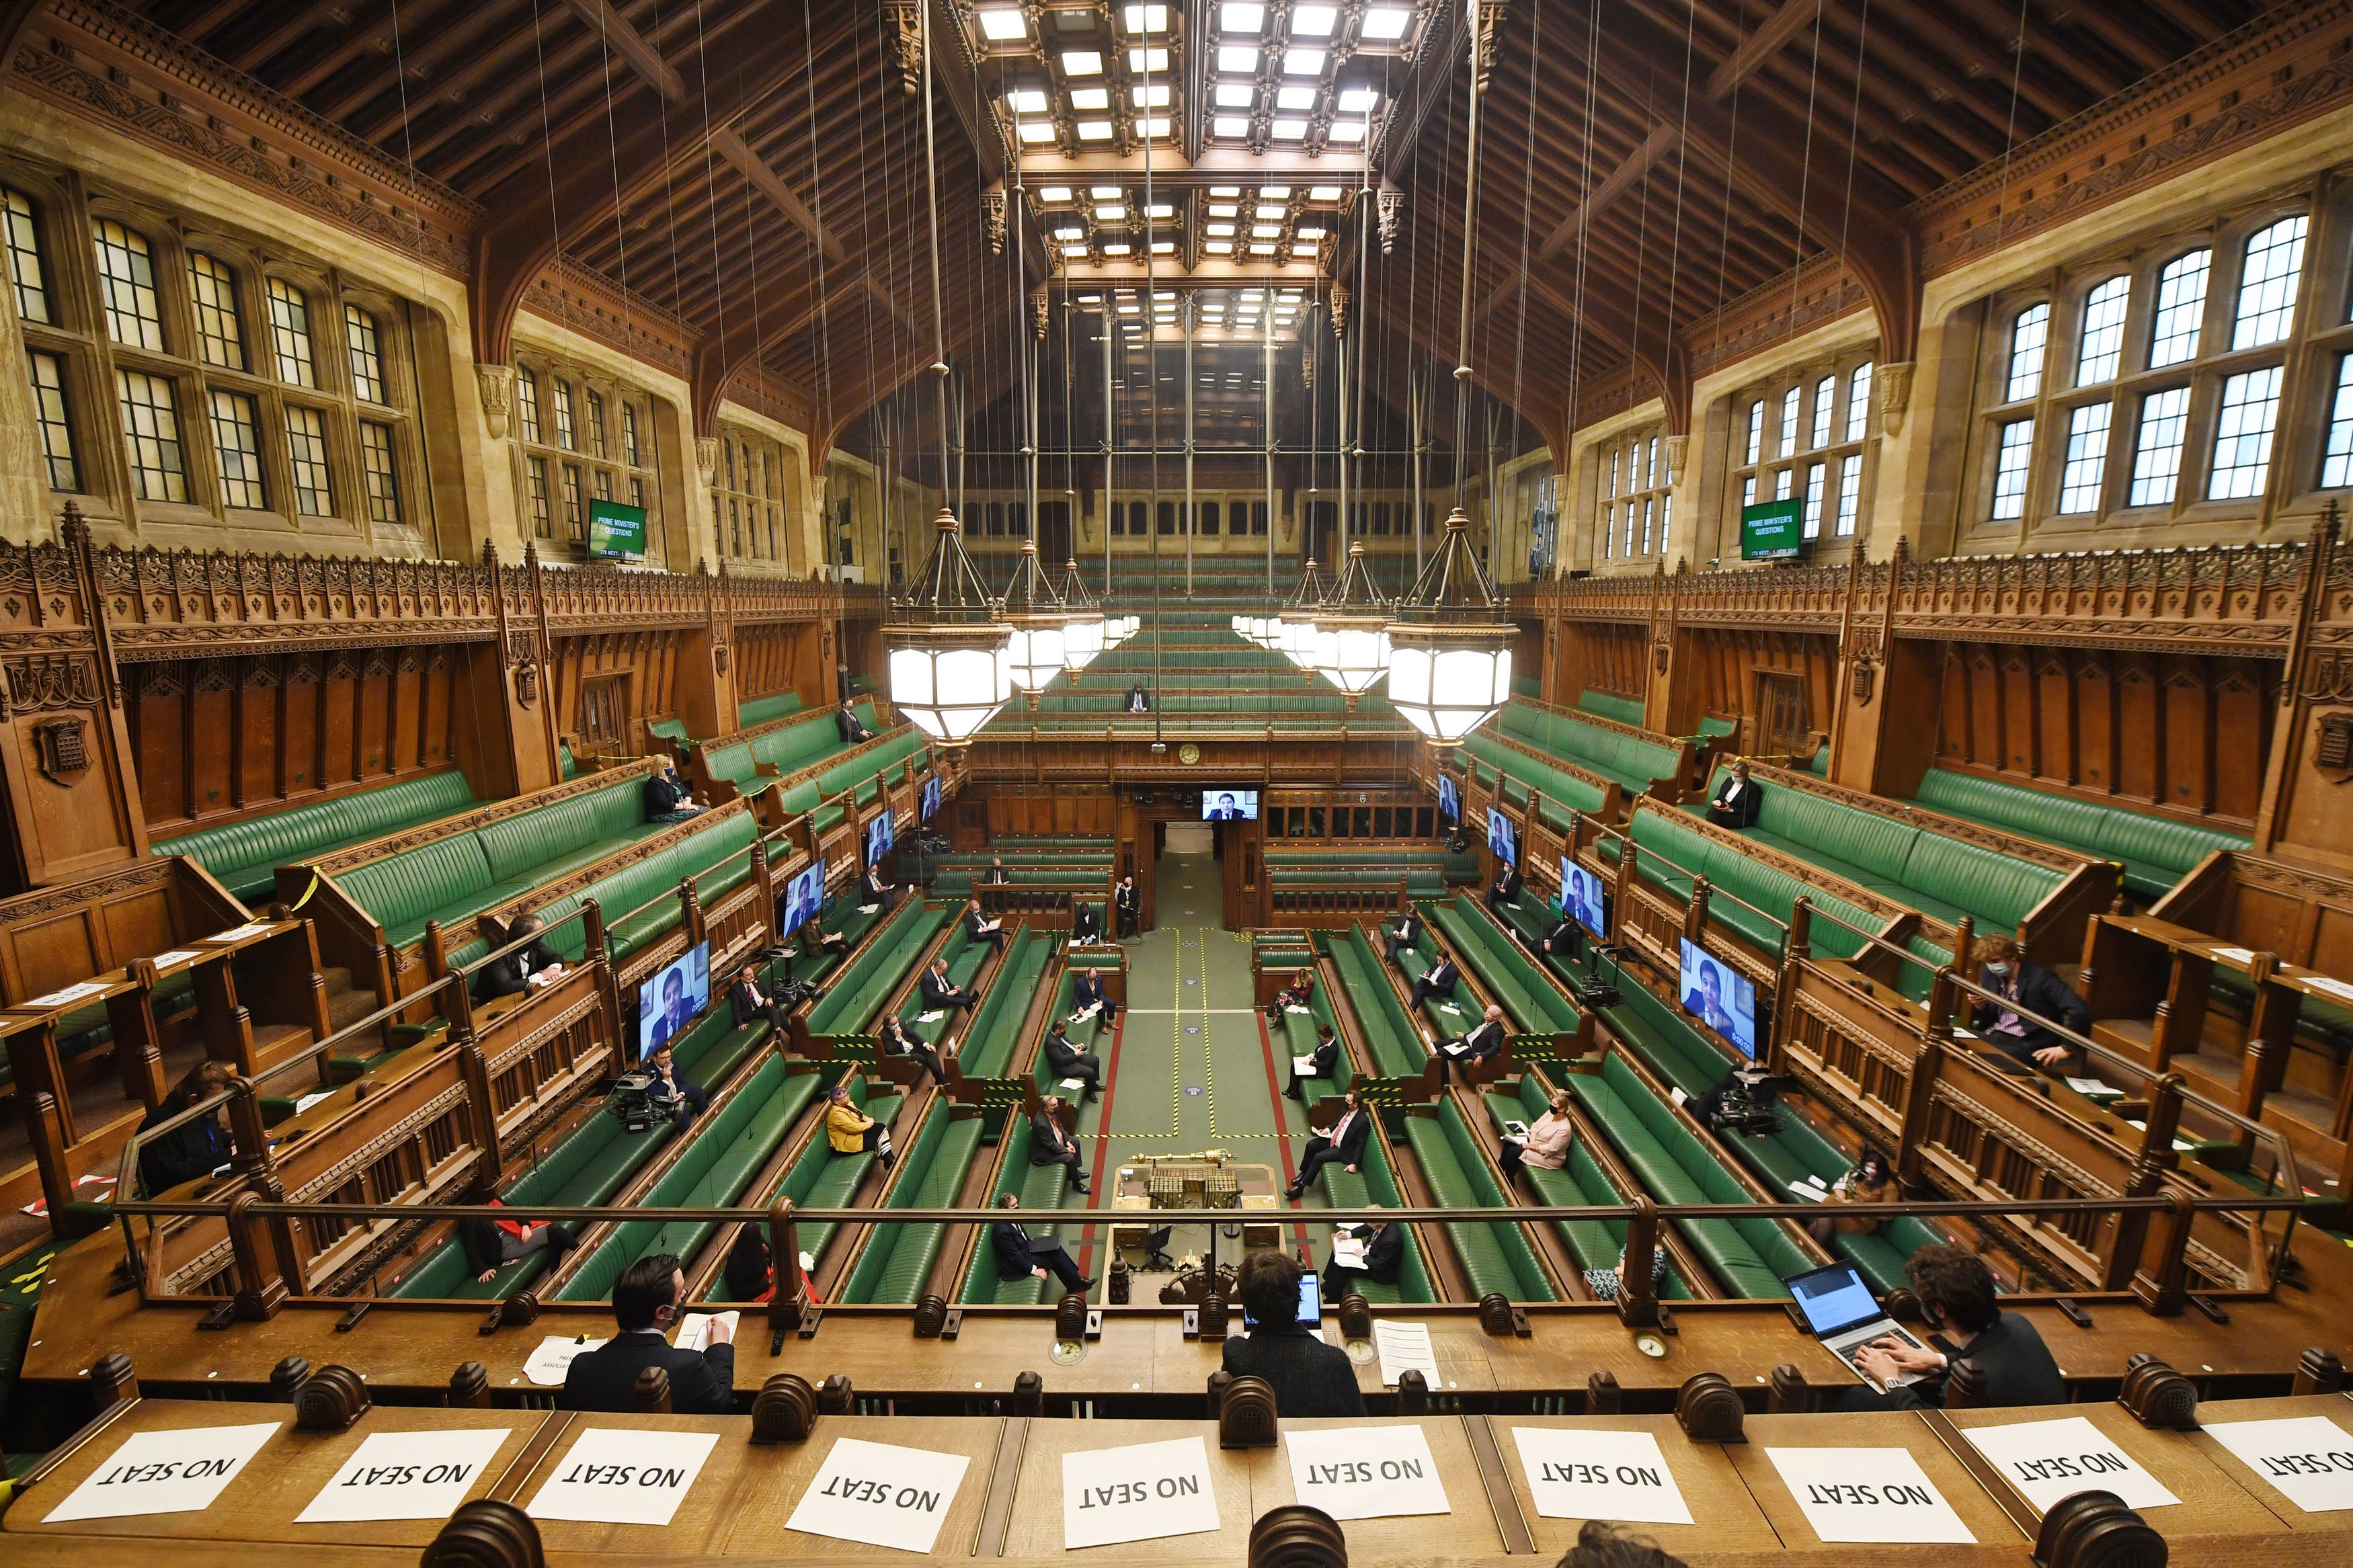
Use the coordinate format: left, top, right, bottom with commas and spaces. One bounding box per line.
1207, 790, 1245, 822
1677, 942, 1756, 1058
648, 964, 694, 1056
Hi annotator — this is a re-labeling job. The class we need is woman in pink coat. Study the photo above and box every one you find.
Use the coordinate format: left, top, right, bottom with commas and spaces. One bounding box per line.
1497, 1088, 1574, 1182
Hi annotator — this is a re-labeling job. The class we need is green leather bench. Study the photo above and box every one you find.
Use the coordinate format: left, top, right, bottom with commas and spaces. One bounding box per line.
1498, 702, 1685, 797
840, 1106, 986, 1303
720, 1074, 906, 1284
1613, 807, 1884, 962
1273, 868, 1447, 895
153, 770, 478, 904
559, 743, 581, 781
1576, 690, 1646, 729
957, 930, 1052, 1079
645, 718, 692, 748
1276, 982, 1354, 1105
737, 691, 806, 729
1317, 1118, 1437, 1304
1401, 1104, 1558, 1301
1564, 1053, 1814, 1299
988, 837, 1113, 853
1034, 970, 1113, 1101
758, 728, 930, 835
699, 701, 886, 801
1328, 927, 1431, 1078
1710, 1094, 1942, 1294
959, 1116, 1075, 1305
1458, 732, 1613, 831
1392, 933, 1476, 1042
520, 811, 760, 971
1428, 895, 1580, 1036
557, 1052, 830, 1301
1481, 1074, 1693, 1298
1686, 766, 2066, 937
803, 901, 952, 1038
1912, 768, 2245, 901
889, 924, 988, 1057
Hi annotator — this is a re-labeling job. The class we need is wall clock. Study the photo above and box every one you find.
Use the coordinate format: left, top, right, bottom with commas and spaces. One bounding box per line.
1176, 743, 1202, 765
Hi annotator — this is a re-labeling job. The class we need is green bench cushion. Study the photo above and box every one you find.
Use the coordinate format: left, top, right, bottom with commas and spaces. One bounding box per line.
1400, 1105, 1557, 1301
842, 1110, 985, 1304
1575, 690, 1646, 728
1316, 1122, 1437, 1305
153, 770, 478, 902
1913, 768, 2245, 900
737, 692, 807, 728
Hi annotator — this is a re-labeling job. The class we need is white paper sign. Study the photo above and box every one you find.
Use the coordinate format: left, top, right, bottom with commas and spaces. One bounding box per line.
1373, 1321, 1442, 1389
1285, 1426, 1449, 1520
211, 923, 277, 942
674, 1311, 738, 1354
1510, 1428, 1693, 1525
44, 1421, 281, 1522
150, 950, 204, 969
2202, 1416, 2353, 1512
1960, 1417, 2180, 1514
1765, 1447, 1977, 1544
526, 1428, 718, 1527
1062, 1436, 1220, 1551
523, 1334, 606, 1387
27, 980, 107, 1009
787, 1436, 971, 1554
295, 1428, 512, 1523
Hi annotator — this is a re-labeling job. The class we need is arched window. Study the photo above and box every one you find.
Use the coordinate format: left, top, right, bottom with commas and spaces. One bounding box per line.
2075, 276, 2128, 384
2233, 215, 2307, 350
266, 277, 316, 386
2149, 249, 2210, 368
186, 253, 243, 370
93, 219, 162, 349
2005, 303, 2049, 403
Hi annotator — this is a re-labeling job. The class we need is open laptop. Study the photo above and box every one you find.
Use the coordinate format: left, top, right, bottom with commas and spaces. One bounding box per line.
1785, 1261, 1935, 1393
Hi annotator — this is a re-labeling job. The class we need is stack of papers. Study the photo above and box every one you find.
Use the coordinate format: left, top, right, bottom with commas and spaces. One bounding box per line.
918, 1009, 946, 1024
1293, 1055, 1320, 1075
1285, 1005, 1312, 1015
673, 1311, 738, 1353
1373, 1321, 1441, 1388
2065, 1075, 2124, 1100
857, 903, 881, 914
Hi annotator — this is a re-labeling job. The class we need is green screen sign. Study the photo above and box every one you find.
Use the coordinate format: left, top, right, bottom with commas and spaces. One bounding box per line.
1741, 497, 1803, 561
588, 499, 647, 561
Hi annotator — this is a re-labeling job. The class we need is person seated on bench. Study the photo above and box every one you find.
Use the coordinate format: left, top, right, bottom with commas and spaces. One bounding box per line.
475, 912, 565, 1003
731, 962, 787, 1034
1224, 1249, 1365, 1417
863, 860, 897, 911
1125, 681, 1152, 713
1808, 1146, 1897, 1245
877, 1012, 949, 1088
1428, 1004, 1506, 1084
963, 895, 1006, 952
1321, 1200, 1403, 1301
1582, 1243, 1669, 1303
1071, 901, 1104, 944
1704, 759, 1762, 829
921, 956, 977, 1013
1070, 968, 1118, 1027
1285, 1022, 1340, 1100
1497, 1087, 1572, 1182
1029, 1094, 1092, 1196
1114, 875, 1140, 939
1843, 1244, 2066, 1411
992, 1193, 1092, 1294
137, 1059, 233, 1194
643, 1040, 708, 1131
1970, 936, 2090, 1071
1533, 907, 1583, 964
825, 1083, 895, 1171
1488, 859, 1523, 915
561, 1253, 733, 1415
982, 857, 1010, 884
723, 1225, 772, 1302
1285, 1088, 1369, 1199
1265, 968, 1316, 1025
1384, 907, 1423, 964
644, 757, 702, 824
1042, 1020, 1103, 1099
1406, 954, 1460, 1012
836, 704, 872, 745
456, 1197, 579, 1284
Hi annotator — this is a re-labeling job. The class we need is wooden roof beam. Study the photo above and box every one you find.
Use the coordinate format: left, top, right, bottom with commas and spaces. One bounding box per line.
1537, 123, 1685, 264
711, 127, 846, 265
557, 0, 684, 101
1706, 0, 1823, 101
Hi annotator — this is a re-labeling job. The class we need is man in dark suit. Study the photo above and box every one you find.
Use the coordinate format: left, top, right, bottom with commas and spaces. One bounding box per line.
729, 962, 787, 1034
1533, 909, 1582, 964
475, 912, 565, 1003
1487, 860, 1523, 915
647, 966, 695, 1055
1125, 682, 1151, 713
1113, 875, 1140, 939
1042, 1020, 1102, 1098
982, 857, 1010, 884
1845, 1244, 2067, 1411
1429, 1004, 1507, 1084
1207, 790, 1244, 821
1971, 936, 2092, 1070
1285, 1089, 1370, 1199
920, 956, 975, 1013
1384, 908, 1423, 965
1285, 1023, 1340, 1100
1322, 1205, 1404, 1304
1029, 1095, 1091, 1196
643, 759, 701, 824
836, 704, 872, 745
875, 1013, 949, 1088
990, 1194, 1091, 1294
1072, 901, 1104, 943
1704, 760, 1763, 829
1406, 954, 1460, 1012
455, 1198, 578, 1286
559, 1253, 734, 1415
1223, 1249, 1365, 1417
963, 896, 1006, 952
1071, 968, 1118, 1026
644, 1040, 707, 1130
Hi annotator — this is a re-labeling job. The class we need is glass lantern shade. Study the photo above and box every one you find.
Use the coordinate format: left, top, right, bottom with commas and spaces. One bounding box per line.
1278, 614, 1320, 670
1060, 612, 1105, 671
1314, 617, 1391, 695
1385, 624, 1513, 742
1003, 621, 1068, 694
887, 630, 1013, 743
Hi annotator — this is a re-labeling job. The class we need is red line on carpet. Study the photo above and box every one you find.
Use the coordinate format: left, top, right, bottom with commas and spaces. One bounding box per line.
1074, 1004, 1126, 1277
1252, 1007, 1312, 1254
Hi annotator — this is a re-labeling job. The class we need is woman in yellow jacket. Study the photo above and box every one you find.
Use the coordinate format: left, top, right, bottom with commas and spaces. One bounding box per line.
825, 1084, 894, 1171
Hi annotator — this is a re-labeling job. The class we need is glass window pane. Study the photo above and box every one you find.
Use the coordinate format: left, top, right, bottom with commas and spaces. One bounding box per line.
1774, 467, 1793, 501
2076, 276, 2129, 385
1778, 386, 1799, 456
1202, 500, 1220, 534
586, 388, 606, 456
1604, 446, 1618, 497
93, 220, 163, 349
1743, 401, 1762, 466
1845, 362, 1874, 443
516, 368, 541, 444
1810, 375, 1834, 448
1801, 460, 1826, 538
359, 420, 399, 523
2006, 302, 2049, 403
1741, 474, 1756, 510
552, 378, 575, 450
622, 400, 639, 464
187, 253, 244, 370
2128, 387, 2191, 506
285, 405, 333, 515
2322, 355, 2353, 490
346, 304, 385, 402
26, 349, 77, 490
2233, 215, 2307, 351
2057, 402, 2112, 514
114, 368, 186, 501
2208, 365, 2283, 500
594, 469, 611, 501
562, 462, 584, 536
1641, 496, 1654, 553
1659, 492, 1672, 554
528, 455, 551, 537
1991, 419, 2033, 520
3, 188, 50, 323
208, 388, 266, 509
267, 278, 317, 386
2149, 249, 2210, 368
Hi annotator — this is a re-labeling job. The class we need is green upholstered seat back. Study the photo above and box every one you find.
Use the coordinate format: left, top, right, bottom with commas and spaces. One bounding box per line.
1898, 831, 2060, 934
341, 833, 496, 931
1575, 690, 1646, 728
477, 778, 645, 884
736, 691, 806, 728
152, 769, 476, 893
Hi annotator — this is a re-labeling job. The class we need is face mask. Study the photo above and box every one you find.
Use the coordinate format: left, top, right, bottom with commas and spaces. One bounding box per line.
1985, 962, 2010, 980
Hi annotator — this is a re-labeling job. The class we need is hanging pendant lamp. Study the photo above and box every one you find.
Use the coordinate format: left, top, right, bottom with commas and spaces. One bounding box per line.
887, 509, 1014, 744
1276, 554, 1330, 673
1314, 541, 1392, 702
998, 540, 1072, 706
1385, 507, 1514, 742
1053, 556, 1107, 671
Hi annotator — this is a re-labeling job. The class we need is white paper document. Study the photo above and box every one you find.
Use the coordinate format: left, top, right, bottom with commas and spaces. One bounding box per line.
1060, 1078, 1089, 1093
2201, 1415, 2353, 1512
1510, 1428, 1693, 1525
857, 903, 881, 915
1285, 1005, 1312, 1015
1062, 1435, 1220, 1551
1765, 1447, 1976, 1544
149, 950, 204, 969
295, 1428, 512, 1523
1373, 1320, 1441, 1389
45, 1421, 281, 1522
1293, 1055, 1319, 1075
293, 1091, 335, 1115
674, 1311, 738, 1354
1958, 1417, 2180, 1514
526, 1428, 719, 1527
787, 1436, 971, 1554
211, 923, 278, 942
522, 1334, 607, 1387
2212, 945, 2257, 963
918, 1010, 947, 1024
1285, 1426, 1449, 1520
2065, 1076, 2121, 1098
26, 980, 107, 1009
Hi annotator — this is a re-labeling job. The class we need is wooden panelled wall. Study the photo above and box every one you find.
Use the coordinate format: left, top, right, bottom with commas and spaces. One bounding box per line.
1677, 630, 1839, 746
127, 652, 461, 837
735, 622, 819, 707
548, 633, 682, 755
974, 784, 1119, 844
1560, 622, 1648, 704
1932, 644, 2276, 828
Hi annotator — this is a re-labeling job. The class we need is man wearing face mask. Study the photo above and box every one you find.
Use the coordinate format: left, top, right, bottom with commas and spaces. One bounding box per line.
560, 1252, 734, 1413
1971, 936, 2091, 1072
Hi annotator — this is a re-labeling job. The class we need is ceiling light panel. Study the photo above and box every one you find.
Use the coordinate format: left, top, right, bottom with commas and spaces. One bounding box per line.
1220, 1, 1264, 31
1062, 50, 1102, 73
1214, 84, 1254, 107
1290, 5, 1337, 36
978, 9, 1028, 41
1129, 46, 1168, 70
1282, 47, 1324, 75
1070, 87, 1109, 108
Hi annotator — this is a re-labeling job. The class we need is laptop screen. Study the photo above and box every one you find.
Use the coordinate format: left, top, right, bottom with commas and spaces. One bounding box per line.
1788, 1263, 1882, 1337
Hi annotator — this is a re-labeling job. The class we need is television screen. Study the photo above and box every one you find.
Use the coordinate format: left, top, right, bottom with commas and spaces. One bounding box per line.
1740, 497, 1804, 562
782, 859, 826, 934
587, 498, 648, 561
637, 940, 709, 1059
1678, 938, 1758, 1059
1486, 806, 1517, 866
1560, 858, 1607, 941
865, 811, 893, 866
1437, 774, 1460, 822
1201, 788, 1259, 821
920, 776, 942, 822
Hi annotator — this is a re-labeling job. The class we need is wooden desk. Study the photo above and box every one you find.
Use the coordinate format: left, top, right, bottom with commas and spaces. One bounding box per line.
1724, 1408, 2030, 1560
1497, 1411, 1778, 1559
2182, 1393, 2353, 1546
